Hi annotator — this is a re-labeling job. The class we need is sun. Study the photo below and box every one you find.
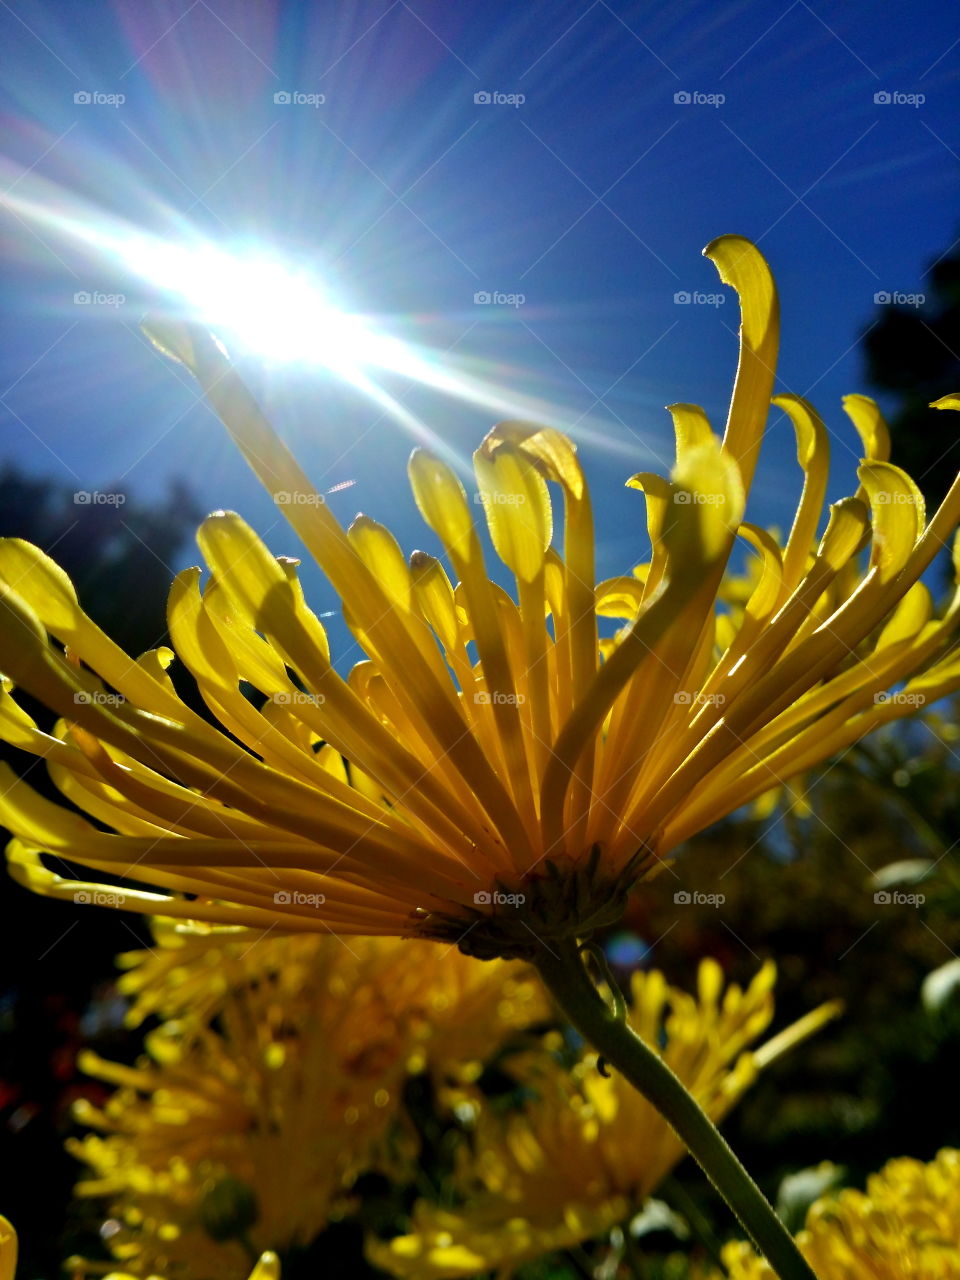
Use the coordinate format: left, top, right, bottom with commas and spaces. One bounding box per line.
121, 239, 375, 373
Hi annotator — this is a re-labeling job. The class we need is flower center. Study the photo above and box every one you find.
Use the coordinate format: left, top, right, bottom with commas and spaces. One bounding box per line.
416, 846, 652, 960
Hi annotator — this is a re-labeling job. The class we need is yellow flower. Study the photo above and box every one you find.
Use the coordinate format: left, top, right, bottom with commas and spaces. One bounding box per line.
0, 1214, 278, 1280
70, 941, 413, 1276
720, 1147, 960, 1278
367, 960, 840, 1277
0, 1221, 14, 1280
68, 926, 547, 1279
115, 918, 548, 1085
2, 238, 960, 957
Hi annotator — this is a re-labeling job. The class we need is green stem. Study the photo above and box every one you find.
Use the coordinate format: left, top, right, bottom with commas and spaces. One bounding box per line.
532, 940, 818, 1280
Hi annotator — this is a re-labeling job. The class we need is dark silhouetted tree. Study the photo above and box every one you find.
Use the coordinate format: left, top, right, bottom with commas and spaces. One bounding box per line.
0, 465, 203, 656
864, 248, 960, 510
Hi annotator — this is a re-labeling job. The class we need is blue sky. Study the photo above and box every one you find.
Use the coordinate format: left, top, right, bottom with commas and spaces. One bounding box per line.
1, 0, 958, 661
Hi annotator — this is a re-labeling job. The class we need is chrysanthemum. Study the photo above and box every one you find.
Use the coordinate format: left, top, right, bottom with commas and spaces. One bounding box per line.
0, 1214, 278, 1280
1, 237, 959, 961
720, 1147, 960, 1279
68, 927, 547, 1279
115, 918, 548, 1085
366, 960, 839, 1278
70, 944, 415, 1278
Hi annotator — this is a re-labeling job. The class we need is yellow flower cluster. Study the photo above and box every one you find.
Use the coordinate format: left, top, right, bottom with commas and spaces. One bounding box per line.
0, 238, 958, 960
114, 918, 548, 1091
2, 1215, 277, 1280
68, 925, 546, 1279
368, 959, 839, 1277
720, 1147, 960, 1279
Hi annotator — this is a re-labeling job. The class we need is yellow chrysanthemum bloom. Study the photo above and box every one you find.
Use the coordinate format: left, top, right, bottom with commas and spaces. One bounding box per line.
70, 939, 419, 1276
720, 1147, 960, 1279
115, 918, 548, 1085
1, 237, 960, 959
68, 927, 547, 1279
367, 960, 840, 1278
0, 1214, 278, 1280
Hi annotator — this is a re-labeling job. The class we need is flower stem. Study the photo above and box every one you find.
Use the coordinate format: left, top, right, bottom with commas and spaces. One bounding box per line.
532, 939, 818, 1280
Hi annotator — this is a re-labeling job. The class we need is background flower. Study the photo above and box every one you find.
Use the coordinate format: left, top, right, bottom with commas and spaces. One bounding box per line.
367, 960, 839, 1278
720, 1147, 960, 1279
68, 928, 546, 1279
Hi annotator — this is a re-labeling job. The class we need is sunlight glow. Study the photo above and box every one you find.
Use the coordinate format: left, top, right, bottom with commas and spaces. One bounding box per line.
1, 170, 650, 464
122, 240, 377, 373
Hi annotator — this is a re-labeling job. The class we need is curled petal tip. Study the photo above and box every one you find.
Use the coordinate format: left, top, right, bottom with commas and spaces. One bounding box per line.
702, 236, 777, 341
702, 232, 755, 257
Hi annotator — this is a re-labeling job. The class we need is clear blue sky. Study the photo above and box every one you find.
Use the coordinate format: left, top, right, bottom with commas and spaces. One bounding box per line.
1, 0, 958, 660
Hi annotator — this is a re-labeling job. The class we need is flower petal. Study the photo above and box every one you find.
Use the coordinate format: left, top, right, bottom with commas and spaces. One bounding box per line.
703, 235, 779, 493
473, 441, 552, 583
773, 394, 830, 596
843, 393, 891, 462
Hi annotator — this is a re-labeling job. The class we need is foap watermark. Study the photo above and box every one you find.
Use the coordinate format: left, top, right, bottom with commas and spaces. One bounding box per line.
674, 90, 725, 107
674, 690, 726, 707
474, 90, 525, 107
874, 890, 925, 906
274, 490, 325, 506
874, 691, 925, 707
74, 90, 125, 107
674, 490, 726, 505
874, 291, 925, 307
874, 90, 925, 107
74, 290, 126, 307
74, 490, 125, 506
274, 91, 325, 107
873, 491, 922, 505
474, 490, 526, 506
674, 290, 726, 307
674, 890, 726, 906
474, 889, 526, 907
474, 290, 525, 307
475, 690, 525, 706
274, 890, 326, 906
74, 890, 126, 905
74, 691, 124, 707
272, 691, 326, 707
